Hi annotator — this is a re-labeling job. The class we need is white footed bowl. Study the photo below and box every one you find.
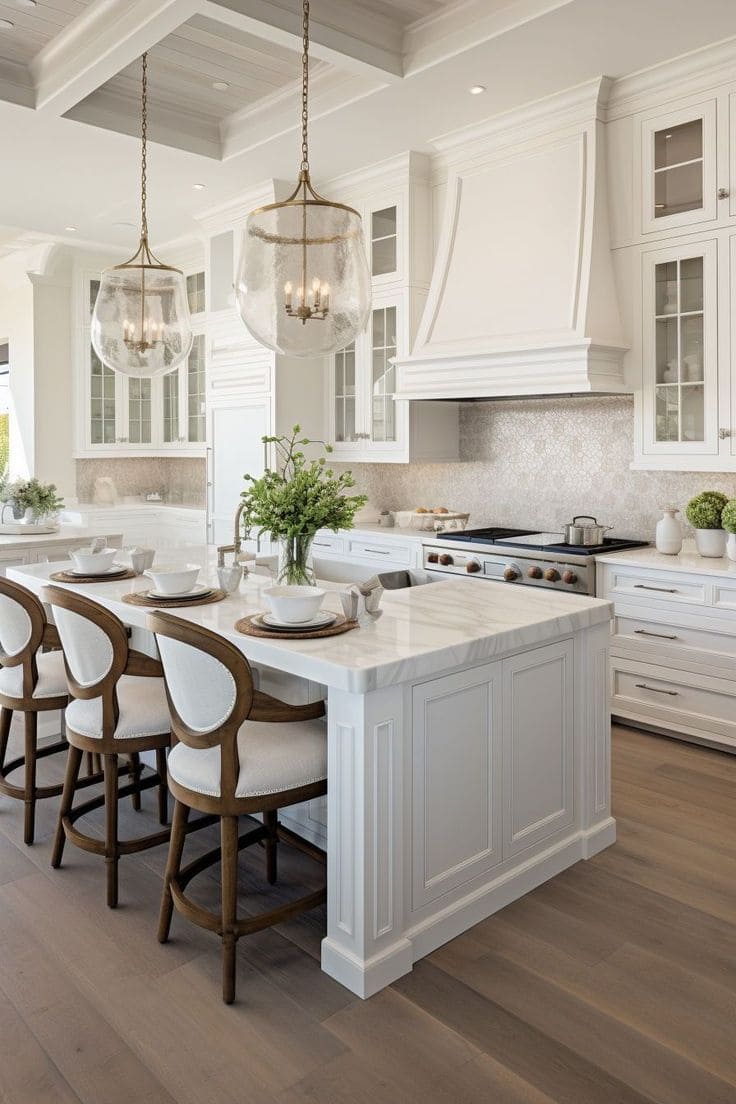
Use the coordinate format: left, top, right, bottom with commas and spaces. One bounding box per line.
264, 585, 325, 624
70, 547, 120, 574
144, 563, 200, 595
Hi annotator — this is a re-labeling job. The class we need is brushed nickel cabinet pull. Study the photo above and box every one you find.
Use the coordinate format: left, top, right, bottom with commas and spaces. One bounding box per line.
634, 584, 678, 593
634, 629, 678, 640
635, 682, 678, 696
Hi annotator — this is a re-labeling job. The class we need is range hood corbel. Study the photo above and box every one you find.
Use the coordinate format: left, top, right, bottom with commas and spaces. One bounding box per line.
396, 77, 630, 401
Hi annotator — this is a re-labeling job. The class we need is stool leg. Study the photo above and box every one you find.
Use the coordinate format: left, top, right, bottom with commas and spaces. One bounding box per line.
158, 799, 189, 944
52, 745, 83, 869
264, 809, 278, 885
155, 747, 168, 826
0, 707, 12, 774
23, 712, 38, 846
85, 752, 95, 777
221, 815, 239, 1004
129, 753, 142, 812
104, 754, 120, 908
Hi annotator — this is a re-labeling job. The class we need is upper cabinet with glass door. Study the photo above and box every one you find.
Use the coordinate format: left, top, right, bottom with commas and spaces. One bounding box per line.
641, 100, 717, 233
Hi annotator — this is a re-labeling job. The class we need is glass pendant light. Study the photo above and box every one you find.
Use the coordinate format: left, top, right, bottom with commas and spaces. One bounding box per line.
91, 54, 192, 378
236, 0, 371, 357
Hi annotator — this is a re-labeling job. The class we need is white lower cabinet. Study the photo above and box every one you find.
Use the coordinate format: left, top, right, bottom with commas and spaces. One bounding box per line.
312, 529, 422, 583
598, 557, 736, 750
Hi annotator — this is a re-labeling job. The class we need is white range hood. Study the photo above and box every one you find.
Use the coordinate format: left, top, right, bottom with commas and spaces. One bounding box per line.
395, 78, 630, 400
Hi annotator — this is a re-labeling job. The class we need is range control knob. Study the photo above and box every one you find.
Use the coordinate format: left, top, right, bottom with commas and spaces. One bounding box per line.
503, 564, 520, 582
438, 553, 454, 566
427, 552, 439, 564
466, 559, 481, 574
527, 565, 543, 579
543, 567, 560, 582
562, 570, 578, 585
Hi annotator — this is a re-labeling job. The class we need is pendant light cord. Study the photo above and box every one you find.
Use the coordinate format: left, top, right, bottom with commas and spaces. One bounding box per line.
300, 0, 309, 174
140, 51, 149, 241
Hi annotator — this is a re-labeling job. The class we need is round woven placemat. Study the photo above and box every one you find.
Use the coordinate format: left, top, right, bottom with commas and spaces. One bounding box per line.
50, 568, 136, 584
121, 589, 227, 609
235, 612, 358, 640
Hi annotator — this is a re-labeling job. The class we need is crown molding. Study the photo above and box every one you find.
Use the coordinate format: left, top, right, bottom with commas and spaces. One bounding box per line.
605, 35, 736, 120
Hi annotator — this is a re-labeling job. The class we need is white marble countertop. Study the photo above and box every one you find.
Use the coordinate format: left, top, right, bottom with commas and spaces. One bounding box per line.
0, 524, 123, 550
10, 550, 612, 694
595, 540, 736, 579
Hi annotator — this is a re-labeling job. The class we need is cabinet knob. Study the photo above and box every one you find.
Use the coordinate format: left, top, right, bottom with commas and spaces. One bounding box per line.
718, 187, 730, 200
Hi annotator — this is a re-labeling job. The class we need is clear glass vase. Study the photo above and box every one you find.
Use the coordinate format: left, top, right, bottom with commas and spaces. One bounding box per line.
277, 535, 316, 586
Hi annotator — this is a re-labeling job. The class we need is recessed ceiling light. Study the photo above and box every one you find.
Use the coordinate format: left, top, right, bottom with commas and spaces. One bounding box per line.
212, 80, 229, 91
469, 84, 486, 95
65, 225, 77, 233
0, 19, 15, 30
193, 183, 205, 191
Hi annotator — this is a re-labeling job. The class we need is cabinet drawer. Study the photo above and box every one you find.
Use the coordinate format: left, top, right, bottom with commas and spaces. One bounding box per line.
311, 534, 345, 556
606, 568, 706, 607
347, 538, 413, 566
614, 613, 736, 663
612, 659, 736, 734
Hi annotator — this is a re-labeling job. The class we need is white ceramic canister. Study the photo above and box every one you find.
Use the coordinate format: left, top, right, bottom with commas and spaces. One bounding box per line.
655, 507, 683, 555
727, 533, 736, 562
694, 528, 727, 558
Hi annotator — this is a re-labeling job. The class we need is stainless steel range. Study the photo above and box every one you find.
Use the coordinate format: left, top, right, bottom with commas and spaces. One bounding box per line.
423, 528, 650, 596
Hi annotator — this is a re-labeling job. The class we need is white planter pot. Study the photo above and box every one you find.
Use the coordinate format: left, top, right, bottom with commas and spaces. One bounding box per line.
727, 533, 736, 562
655, 508, 682, 555
694, 528, 727, 558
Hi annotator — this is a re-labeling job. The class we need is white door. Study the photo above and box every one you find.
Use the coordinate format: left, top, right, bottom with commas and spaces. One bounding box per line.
207, 398, 270, 547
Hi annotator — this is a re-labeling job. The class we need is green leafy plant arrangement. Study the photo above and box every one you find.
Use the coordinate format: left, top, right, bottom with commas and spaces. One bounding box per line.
721, 499, 736, 534
240, 425, 367, 584
685, 490, 728, 530
2, 477, 65, 520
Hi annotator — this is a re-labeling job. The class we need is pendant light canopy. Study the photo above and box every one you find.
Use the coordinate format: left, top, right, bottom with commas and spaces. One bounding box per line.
236, 0, 371, 357
91, 54, 192, 378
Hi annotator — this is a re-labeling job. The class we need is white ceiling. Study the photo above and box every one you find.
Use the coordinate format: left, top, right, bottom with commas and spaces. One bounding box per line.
1, 0, 736, 252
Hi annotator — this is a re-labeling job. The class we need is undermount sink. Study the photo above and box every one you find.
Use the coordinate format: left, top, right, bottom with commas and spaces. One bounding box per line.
0, 523, 59, 535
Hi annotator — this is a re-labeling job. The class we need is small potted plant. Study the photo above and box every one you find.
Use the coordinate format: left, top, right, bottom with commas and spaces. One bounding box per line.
239, 425, 367, 585
1, 477, 65, 526
685, 490, 728, 557
721, 499, 736, 561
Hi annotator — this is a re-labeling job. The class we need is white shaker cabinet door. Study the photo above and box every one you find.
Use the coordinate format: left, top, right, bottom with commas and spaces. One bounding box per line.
207, 398, 270, 547
502, 638, 575, 857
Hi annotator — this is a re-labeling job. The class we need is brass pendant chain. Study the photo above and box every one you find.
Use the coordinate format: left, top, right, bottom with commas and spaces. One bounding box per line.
140, 51, 149, 243
300, 0, 309, 175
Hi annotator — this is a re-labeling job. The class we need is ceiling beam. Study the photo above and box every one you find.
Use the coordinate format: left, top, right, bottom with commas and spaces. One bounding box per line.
202, 0, 404, 81
30, 0, 205, 116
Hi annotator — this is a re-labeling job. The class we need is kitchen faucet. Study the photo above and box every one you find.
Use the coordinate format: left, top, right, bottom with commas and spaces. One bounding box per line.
216, 502, 260, 566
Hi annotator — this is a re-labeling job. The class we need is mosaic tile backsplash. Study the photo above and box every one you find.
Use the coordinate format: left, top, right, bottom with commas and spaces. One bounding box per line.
76, 457, 206, 506
341, 396, 736, 541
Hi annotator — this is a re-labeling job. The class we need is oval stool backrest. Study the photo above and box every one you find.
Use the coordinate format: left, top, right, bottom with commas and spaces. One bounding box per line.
0, 578, 46, 699
148, 613, 255, 802
41, 588, 129, 737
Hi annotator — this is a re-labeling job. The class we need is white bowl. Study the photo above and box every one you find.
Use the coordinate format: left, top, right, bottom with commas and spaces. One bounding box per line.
69, 547, 120, 575
263, 585, 325, 624
144, 563, 200, 596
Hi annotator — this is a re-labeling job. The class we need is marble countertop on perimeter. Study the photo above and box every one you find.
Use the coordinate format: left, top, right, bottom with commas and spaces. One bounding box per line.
10, 550, 612, 694
595, 540, 736, 579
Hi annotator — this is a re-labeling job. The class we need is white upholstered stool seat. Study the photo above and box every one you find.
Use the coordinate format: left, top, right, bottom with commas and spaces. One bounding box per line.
0, 648, 67, 701
65, 675, 170, 742
167, 715, 327, 799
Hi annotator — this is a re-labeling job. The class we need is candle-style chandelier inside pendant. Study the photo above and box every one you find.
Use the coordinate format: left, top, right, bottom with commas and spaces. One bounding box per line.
235, 0, 371, 357
91, 53, 192, 378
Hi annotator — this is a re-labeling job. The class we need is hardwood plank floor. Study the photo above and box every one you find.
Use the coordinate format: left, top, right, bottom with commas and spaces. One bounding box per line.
0, 720, 734, 1103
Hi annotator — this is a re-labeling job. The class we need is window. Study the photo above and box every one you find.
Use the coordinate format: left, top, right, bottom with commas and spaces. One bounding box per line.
371, 206, 397, 276
90, 345, 116, 444
163, 370, 179, 443
187, 334, 206, 442
186, 271, 206, 314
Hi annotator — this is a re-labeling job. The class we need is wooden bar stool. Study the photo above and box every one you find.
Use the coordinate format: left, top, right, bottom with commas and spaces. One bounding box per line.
0, 578, 70, 845
149, 612, 328, 1005
42, 586, 171, 908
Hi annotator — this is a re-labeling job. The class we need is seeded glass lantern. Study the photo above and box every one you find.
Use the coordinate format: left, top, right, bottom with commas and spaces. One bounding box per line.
236, 0, 371, 357
91, 54, 192, 378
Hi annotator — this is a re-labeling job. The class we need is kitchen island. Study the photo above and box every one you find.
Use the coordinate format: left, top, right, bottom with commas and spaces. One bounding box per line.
10, 554, 614, 998
0, 524, 124, 574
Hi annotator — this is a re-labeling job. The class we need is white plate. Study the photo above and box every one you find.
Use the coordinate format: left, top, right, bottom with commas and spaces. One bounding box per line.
147, 584, 213, 600
68, 564, 127, 578
259, 611, 337, 631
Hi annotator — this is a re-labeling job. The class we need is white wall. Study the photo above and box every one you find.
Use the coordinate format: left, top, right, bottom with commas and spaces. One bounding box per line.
32, 276, 75, 496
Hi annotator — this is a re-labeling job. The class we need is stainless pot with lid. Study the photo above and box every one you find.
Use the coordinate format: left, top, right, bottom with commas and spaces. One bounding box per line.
562, 515, 613, 546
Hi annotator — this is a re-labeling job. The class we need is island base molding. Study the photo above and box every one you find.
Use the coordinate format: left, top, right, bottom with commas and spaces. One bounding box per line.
322, 815, 616, 998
